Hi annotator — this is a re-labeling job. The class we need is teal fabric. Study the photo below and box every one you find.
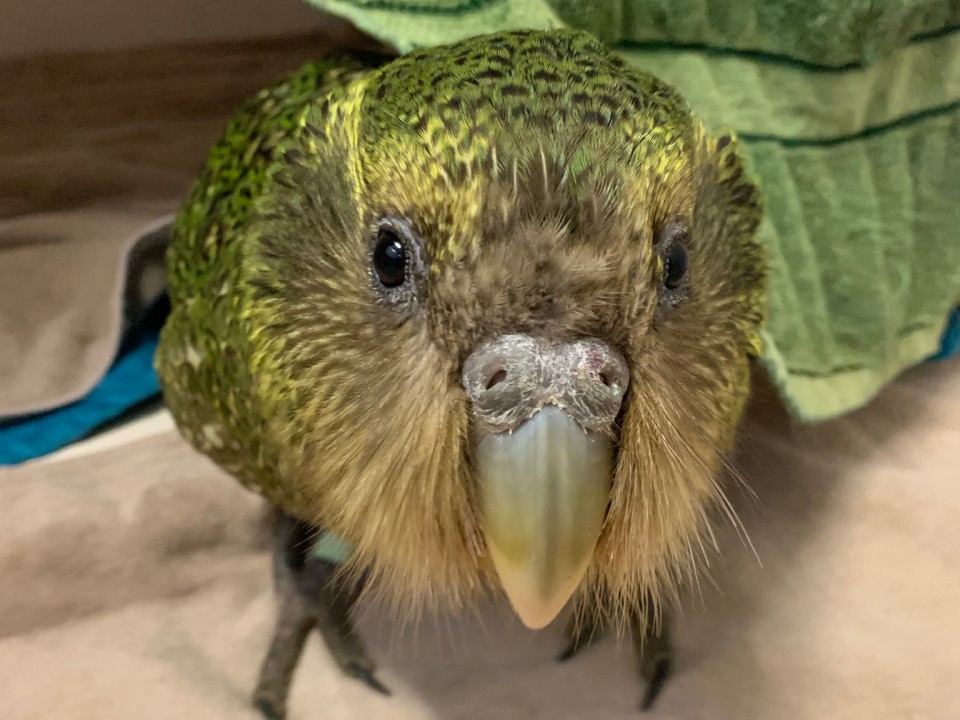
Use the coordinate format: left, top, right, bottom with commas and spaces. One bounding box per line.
933, 307, 960, 361
311, 531, 355, 564
0, 297, 167, 466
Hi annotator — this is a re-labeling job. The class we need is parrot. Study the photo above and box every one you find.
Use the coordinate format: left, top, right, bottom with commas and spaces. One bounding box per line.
155, 28, 766, 720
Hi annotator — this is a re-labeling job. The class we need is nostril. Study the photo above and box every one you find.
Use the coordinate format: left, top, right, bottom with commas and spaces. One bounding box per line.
461, 335, 541, 411
486, 368, 508, 391
596, 359, 627, 396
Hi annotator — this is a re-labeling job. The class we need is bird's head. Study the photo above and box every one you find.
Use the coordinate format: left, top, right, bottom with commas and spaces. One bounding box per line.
244, 29, 765, 628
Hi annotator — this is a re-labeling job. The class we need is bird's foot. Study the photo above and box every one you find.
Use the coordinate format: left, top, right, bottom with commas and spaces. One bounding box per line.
312, 596, 391, 696
252, 587, 315, 720
632, 611, 674, 712
638, 643, 673, 711
252, 597, 389, 720
556, 602, 675, 712
252, 513, 389, 720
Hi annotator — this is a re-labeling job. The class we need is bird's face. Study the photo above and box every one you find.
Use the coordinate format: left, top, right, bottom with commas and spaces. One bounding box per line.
247, 30, 765, 628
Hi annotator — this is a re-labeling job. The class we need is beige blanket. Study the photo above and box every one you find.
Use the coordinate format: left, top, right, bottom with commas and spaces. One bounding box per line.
2, 363, 958, 720
0, 28, 384, 419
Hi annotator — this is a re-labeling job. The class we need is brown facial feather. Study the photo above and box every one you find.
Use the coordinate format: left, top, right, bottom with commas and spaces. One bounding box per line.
241, 119, 763, 626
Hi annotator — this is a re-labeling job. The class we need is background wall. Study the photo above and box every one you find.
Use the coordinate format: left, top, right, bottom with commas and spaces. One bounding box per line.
0, 0, 328, 57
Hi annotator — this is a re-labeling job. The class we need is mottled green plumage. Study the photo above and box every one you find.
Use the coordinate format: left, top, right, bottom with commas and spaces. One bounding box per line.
156, 29, 765, 623
158, 56, 371, 493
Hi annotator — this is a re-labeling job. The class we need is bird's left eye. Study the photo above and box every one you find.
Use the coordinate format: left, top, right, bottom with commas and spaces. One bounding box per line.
373, 226, 408, 288
655, 219, 691, 312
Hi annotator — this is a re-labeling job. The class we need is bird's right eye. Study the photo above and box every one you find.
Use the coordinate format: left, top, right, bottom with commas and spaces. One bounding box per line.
663, 240, 688, 290
373, 226, 408, 288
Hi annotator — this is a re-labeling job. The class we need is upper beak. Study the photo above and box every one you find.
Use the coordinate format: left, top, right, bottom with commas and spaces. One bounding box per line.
475, 405, 613, 629
463, 334, 628, 629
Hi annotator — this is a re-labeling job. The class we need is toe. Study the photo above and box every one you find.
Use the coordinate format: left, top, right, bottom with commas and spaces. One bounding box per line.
253, 695, 286, 720
346, 661, 392, 696
639, 656, 673, 711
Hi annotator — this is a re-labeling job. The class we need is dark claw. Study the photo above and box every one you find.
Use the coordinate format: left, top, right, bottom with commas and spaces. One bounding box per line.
556, 641, 581, 663
347, 661, 392, 696
254, 696, 286, 720
639, 657, 673, 712
557, 635, 594, 663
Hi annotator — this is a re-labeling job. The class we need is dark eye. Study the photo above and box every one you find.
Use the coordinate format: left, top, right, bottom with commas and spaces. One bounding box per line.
373, 226, 407, 288
664, 240, 688, 290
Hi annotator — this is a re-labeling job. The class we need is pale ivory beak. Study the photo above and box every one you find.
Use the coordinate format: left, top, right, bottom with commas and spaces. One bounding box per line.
476, 405, 612, 629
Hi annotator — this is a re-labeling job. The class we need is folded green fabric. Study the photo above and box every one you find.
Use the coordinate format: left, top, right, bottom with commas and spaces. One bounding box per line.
307, 0, 960, 64
303, 0, 960, 421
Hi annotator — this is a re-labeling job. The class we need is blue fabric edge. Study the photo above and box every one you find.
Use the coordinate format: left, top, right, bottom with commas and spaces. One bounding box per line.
0, 297, 168, 467
931, 306, 960, 362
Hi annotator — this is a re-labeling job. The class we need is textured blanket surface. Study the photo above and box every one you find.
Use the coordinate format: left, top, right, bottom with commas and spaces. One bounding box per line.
2, 362, 958, 719
0, 209, 172, 418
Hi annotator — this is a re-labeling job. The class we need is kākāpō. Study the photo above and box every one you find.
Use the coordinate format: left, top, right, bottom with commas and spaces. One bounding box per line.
155, 28, 765, 719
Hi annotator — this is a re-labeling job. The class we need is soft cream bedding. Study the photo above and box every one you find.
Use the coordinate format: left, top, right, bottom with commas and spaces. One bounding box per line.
2, 364, 958, 720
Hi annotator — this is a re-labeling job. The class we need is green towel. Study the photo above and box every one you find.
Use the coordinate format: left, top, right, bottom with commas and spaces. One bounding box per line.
302, 0, 960, 421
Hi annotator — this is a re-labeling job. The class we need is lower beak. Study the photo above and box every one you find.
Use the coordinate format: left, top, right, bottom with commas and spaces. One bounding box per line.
475, 405, 613, 629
